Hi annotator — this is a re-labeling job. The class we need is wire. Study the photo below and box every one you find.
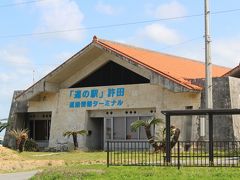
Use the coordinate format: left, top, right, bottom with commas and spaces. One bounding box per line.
160, 37, 203, 50
0, 7, 239, 39
0, 61, 59, 66
212, 8, 240, 15
0, 0, 46, 7
0, 14, 204, 39
0, 36, 203, 67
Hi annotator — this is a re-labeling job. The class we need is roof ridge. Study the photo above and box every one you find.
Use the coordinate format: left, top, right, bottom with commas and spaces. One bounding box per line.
96, 37, 229, 69
95, 38, 202, 90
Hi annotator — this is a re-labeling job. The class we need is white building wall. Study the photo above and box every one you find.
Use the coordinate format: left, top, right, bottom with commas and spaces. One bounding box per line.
27, 83, 201, 148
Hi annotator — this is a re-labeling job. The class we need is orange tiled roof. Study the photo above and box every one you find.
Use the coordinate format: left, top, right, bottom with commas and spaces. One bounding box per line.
93, 37, 230, 91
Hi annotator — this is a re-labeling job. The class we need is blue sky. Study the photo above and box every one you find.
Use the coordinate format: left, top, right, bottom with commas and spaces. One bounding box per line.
1, 0, 240, 120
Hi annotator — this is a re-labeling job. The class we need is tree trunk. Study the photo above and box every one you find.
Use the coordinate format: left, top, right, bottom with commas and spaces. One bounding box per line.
144, 126, 180, 152
18, 139, 26, 152
161, 127, 181, 152
16, 139, 21, 150
170, 128, 180, 149
144, 126, 163, 152
72, 133, 78, 150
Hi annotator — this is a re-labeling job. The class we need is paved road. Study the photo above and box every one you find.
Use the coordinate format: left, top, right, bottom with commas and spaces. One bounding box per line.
0, 170, 39, 180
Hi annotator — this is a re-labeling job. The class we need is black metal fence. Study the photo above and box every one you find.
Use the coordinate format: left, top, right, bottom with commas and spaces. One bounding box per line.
107, 141, 240, 168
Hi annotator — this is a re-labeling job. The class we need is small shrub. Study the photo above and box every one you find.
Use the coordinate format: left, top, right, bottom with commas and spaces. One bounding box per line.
24, 138, 39, 152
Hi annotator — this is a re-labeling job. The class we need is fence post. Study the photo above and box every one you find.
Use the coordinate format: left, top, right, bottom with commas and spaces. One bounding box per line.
208, 114, 214, 166
166, 114, 171, 164
107, 140, 109, 167
177, 141, 180, 169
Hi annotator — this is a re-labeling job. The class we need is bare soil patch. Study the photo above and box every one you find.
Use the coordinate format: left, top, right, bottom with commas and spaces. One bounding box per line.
0, 147, 64, 172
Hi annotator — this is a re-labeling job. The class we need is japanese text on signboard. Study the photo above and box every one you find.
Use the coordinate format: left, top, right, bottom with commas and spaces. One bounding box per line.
68, 87, 125, 108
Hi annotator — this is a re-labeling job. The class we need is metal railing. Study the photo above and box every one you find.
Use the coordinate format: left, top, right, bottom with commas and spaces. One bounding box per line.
107, 141, 240, 168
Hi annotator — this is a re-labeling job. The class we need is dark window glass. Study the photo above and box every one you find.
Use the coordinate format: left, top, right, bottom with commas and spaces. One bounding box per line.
29, 120, 34, 139
35, 120, 48, 140
70, 61, 150, 88
126, 117, 138, 139
113, 117, 125, 140
106, 118, 112, 140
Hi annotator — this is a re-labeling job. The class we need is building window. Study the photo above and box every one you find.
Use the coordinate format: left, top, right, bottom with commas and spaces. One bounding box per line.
28, 112, 52, 141
126, 117, 138, 139
105, 118, 112, 140
106, 116, 152, 141
29, 120, 51, 141
113, 117, 125, 140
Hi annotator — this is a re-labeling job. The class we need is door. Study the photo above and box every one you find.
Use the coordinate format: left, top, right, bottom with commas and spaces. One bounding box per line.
86, 118, 104, 150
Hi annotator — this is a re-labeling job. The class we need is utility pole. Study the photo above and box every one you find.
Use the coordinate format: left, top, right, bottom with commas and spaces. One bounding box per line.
200, 0, 212, 138
205, 1, 214, 162
204, 0, 213, 109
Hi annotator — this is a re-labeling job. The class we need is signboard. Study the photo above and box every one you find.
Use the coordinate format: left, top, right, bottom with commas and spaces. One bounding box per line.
68, 87, 125, 109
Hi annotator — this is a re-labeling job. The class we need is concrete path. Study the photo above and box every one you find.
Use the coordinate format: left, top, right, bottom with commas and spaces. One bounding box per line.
0, 170, 39, 180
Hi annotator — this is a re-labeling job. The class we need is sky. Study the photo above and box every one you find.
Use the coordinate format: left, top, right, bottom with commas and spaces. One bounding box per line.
1, 0, 240, 121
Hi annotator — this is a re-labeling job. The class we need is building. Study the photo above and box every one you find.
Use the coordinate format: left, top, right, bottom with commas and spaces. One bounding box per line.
4, 36, 240, 150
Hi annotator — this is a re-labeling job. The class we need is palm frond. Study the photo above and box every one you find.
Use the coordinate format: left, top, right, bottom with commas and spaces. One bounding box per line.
63, 131, 72, 138
130, 120, 146, 132
63, 130, 88, 137
8, 129, 29, 139
0, 122, 8, 132
76, 130, 88, 136
148, 118, 163, 126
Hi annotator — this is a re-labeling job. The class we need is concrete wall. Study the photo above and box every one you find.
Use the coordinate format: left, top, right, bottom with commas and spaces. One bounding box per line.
212, 77, 233, 140
3, 91, 28, 148
229, 77, 240, 140
27, 83, 201, 149
28, 92, 58, 112
192, 77, 239, 141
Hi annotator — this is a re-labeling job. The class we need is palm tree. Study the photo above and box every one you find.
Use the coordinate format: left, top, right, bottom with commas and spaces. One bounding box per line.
131, 118, 180, 152
63, 130, 88, 150
131, 118, 163, 151
8, 129, 29, 152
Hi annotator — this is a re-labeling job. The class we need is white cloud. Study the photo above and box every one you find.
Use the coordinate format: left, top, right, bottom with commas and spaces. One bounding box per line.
0, 46, 34, 119
148, 1, 187, 19
0, 47, 31, 67
36, 0, 85, 42
159, 37, 240, 68
0, 47, 34, 86
212, 38, 240, 67
95, 1, 121, 15
0, 73, 12, 82
139, 23, 182, 45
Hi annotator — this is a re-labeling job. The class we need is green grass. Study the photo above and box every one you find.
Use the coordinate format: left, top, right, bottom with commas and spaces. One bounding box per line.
20, 150, 106, 162
6, 150, 240, 179
31, 164, 240, 180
